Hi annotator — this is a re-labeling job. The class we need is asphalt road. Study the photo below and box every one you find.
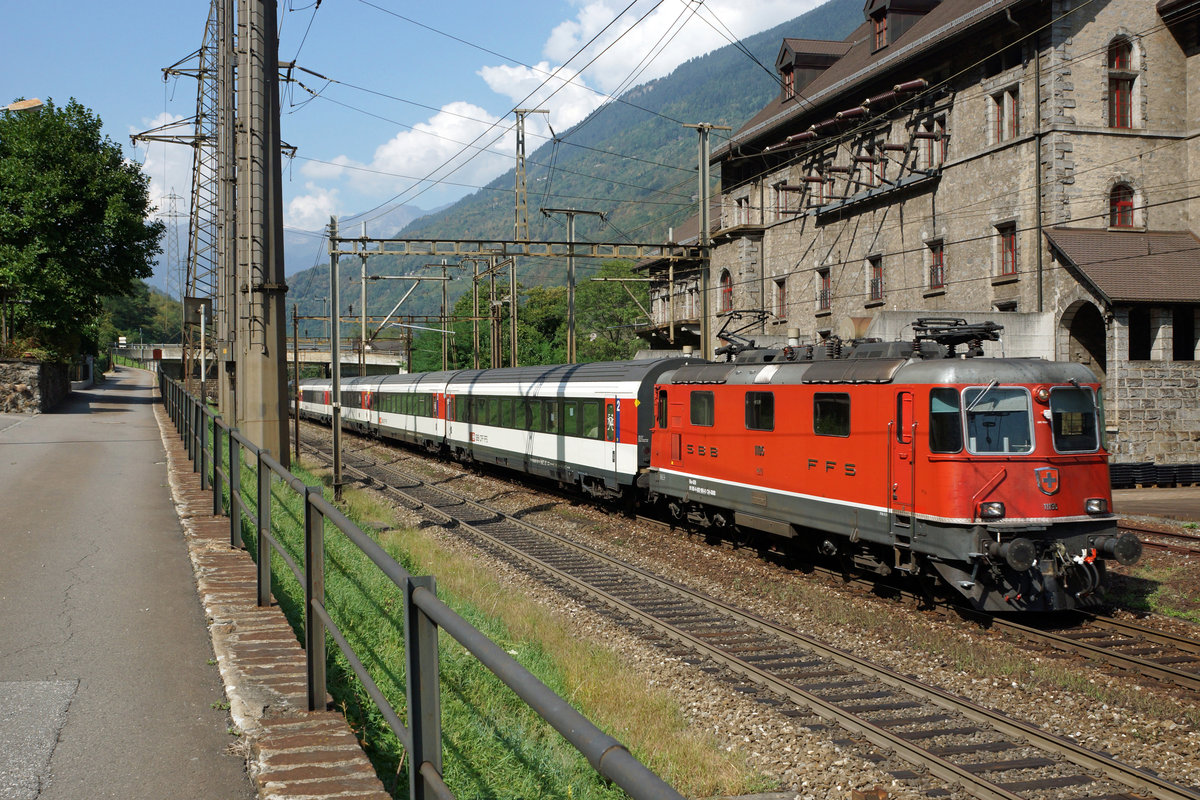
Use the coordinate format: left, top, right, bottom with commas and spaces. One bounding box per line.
0, 369, 253, 799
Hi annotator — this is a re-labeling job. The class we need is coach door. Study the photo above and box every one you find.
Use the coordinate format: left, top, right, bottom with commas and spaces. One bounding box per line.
604, 398, 618, 480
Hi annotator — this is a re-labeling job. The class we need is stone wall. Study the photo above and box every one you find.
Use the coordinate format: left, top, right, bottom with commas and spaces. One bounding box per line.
1110, 360, 1200, 464
0, 360, 71, 413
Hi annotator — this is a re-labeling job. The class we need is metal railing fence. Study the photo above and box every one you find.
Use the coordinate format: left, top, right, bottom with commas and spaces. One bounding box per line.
157, 374, 682, 800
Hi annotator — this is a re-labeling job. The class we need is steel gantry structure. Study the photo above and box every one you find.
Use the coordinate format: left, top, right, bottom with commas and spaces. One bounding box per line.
326, 231, 707, 367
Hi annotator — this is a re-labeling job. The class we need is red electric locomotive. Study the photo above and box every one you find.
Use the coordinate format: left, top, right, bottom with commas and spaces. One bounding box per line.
644, 319, 1141, 612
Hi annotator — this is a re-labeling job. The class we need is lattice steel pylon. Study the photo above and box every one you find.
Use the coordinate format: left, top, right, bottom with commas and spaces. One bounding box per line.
131, 0, 222, 396
164, 191, 186, 308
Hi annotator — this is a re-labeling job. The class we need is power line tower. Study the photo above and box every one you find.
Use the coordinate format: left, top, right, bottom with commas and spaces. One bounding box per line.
513, 108, 548, 243
164, 191, 186, 308
131, 3, 224, 396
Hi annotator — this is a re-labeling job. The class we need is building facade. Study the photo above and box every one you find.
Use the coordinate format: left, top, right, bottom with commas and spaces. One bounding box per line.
646, 0, 1200, 469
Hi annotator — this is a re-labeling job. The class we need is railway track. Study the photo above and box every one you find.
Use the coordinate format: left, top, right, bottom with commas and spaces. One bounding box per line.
301, 435, 1199, 800
968, 612, 1200, 693
636, 511, 1200, 693
1120, 522, 1200, 556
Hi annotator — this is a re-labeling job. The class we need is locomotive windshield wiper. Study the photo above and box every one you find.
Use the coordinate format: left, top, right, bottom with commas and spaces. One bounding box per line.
965, 379, 998, 413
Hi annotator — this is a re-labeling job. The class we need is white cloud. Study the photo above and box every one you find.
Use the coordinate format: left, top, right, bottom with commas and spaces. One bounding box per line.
286, 183, 341, 230
131, 112, 193, 221
288, 0, 822, 216
543, 0, 821, 95
478, 61, 603, 135
308, 101, 513, 208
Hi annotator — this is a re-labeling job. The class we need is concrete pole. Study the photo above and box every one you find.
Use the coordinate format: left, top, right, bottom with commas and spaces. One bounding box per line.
329, 216, 342, 500
684, 122, 730, 359
217, 0, 236, 419
360, 222, 367, 377
236, 0, 290, 467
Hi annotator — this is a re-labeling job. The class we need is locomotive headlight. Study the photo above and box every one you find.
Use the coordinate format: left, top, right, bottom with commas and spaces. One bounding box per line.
979, 501, 1006, 520
1085, 498, 1108, 515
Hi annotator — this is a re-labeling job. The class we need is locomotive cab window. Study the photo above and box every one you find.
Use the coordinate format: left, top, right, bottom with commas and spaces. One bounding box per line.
814, 393, 850, 437
929, 388, 963, 453
657, 389, 668, 429
745, 391, 775, 431
964, 386, 1032, 454
1050, 387, 1100, 453
690, 391, 715, 427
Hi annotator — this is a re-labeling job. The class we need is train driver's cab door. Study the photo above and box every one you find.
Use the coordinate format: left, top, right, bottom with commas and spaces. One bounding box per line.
890, 390, 915, 514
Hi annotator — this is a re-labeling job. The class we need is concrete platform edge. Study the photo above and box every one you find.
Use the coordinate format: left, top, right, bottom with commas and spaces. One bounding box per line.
151, 399, 392, 800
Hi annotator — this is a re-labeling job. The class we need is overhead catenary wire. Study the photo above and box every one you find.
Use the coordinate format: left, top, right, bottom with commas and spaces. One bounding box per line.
344, 0, 659, 226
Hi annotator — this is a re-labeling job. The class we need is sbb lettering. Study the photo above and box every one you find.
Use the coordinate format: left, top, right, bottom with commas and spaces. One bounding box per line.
685, 444, 719, 458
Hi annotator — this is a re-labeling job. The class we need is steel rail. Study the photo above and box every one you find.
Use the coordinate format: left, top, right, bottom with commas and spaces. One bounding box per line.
1083, 613, 1200, 655
303, 438, 1199, 800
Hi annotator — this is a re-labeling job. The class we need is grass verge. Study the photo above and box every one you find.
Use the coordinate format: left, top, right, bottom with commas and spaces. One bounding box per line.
224, 449, 763, 799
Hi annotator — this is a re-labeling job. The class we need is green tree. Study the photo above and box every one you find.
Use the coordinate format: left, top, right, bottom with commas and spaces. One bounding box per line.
97, 281, 183, 350
575, 259, 648, 362
0, 98, 163, 359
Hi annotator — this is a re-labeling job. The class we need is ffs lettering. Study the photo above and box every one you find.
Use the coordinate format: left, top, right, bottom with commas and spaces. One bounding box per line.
807, 458, 856, 477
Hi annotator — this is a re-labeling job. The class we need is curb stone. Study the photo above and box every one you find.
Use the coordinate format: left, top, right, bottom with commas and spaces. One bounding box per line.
152, 400, 391, 800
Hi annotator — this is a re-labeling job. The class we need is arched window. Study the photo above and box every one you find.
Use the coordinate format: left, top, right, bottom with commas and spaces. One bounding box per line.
1108, 38, 1134, 129
719, 270, 733, 313
1110, 183, 1135, 227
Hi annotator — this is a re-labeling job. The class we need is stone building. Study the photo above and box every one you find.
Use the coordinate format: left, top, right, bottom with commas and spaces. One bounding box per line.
641, 0, 1200, 472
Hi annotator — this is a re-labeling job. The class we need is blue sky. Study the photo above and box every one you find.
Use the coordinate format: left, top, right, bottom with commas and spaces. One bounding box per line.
1, 0, 822, 234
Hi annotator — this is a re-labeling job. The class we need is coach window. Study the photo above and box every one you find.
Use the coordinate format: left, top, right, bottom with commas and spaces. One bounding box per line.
497, 397, 511, 428
745, 391, 775, 431
581, 399, 602, 439
657, 389, 668, 428
813, 393, 850, 436
568, 401, 585, 437
690, 390, 715, 427
929, 388, 963, 453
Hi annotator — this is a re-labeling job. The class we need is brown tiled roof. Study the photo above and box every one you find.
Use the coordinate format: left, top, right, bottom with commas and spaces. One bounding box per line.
1044, 228, 1200, 304
719, 0, 1028, 158
1157, 0, 1200, 23
780, 38, 857, 57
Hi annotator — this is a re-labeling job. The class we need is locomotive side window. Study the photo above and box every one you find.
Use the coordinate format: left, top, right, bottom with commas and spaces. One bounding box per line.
657, 389, 668, 429
814, 393, 850, 437
690, 391, 715, 427
745, 391, 775, 431
1050, 387, 1100, 453
964, 387, 1032, 454
929, 388, 963, 453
